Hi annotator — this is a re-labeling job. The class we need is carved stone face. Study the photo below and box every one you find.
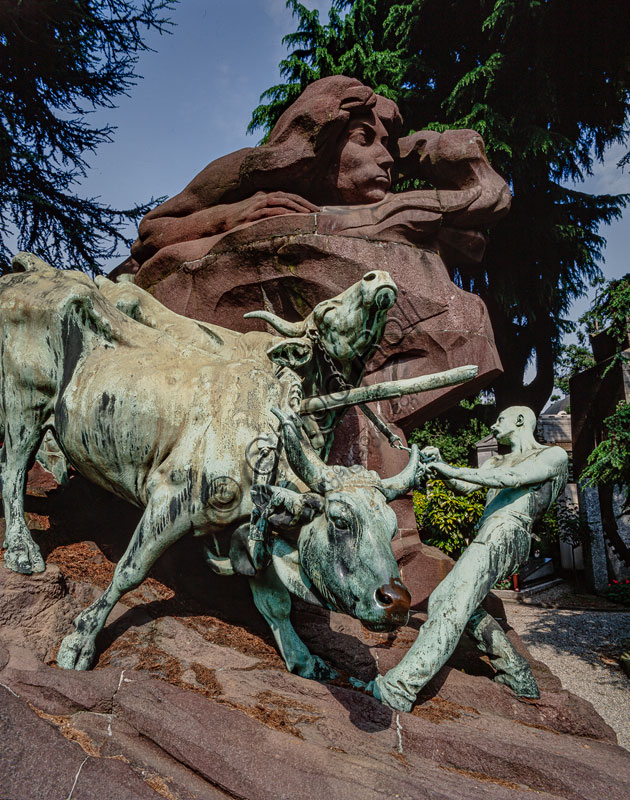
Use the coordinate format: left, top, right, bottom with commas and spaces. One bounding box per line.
333, 111, 395, 204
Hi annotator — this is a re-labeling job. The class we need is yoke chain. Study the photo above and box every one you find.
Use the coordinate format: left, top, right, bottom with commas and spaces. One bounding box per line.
310, 331, 411, 452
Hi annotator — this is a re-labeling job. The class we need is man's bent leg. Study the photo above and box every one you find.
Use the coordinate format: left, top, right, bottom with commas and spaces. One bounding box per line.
466, 607, 539, 698
370, 542, 494, 711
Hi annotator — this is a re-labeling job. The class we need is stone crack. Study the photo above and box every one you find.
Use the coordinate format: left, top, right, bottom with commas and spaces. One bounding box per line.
66, 755, 89, 800
0, 680, 20, 698
395, 712, 404, 755
108, 668, 131, 736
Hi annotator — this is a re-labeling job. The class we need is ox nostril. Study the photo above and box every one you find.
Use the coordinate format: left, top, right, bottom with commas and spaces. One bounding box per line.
376, 288, 395, 310
363, 272, 376, 281
375, 587, 393, 606
375, 580, 411, 615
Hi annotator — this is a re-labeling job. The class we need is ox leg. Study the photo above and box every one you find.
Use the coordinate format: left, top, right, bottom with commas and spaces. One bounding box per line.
57, 490, 190, 670
249, 564, 338, 682
1, 422, 45, 574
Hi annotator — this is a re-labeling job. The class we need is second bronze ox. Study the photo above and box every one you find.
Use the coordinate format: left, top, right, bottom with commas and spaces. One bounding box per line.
0, 254, 474, 682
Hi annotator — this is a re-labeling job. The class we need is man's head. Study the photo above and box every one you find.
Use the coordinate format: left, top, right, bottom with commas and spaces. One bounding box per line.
490, 406, 537, 446
330, 105, 396, 204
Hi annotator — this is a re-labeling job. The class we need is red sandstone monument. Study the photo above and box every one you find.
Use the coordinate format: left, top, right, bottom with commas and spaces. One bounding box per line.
115, 75, 510, 533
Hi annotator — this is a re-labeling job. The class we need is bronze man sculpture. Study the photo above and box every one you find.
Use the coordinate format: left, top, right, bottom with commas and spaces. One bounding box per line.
367, 406, 569, 711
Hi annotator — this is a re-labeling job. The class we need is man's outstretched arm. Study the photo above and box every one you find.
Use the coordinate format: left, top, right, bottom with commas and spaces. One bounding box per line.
429, 447, 567, 490
419, 446, 482, 496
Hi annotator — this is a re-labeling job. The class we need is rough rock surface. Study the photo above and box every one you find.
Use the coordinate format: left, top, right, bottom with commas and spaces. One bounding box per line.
1, 466, 629, 799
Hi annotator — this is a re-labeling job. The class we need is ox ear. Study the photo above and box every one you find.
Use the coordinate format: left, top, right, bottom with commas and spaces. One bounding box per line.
251, 484, 323, 540
266, 338, 313, 370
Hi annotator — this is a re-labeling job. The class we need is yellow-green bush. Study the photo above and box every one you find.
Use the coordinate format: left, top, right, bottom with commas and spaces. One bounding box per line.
413, 479, 487, 558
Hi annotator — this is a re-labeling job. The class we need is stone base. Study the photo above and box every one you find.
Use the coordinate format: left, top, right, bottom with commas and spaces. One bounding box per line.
1, 465, 629, 800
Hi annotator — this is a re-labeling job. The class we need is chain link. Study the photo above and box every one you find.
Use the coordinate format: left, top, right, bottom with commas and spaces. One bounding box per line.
310, 332, 411, 452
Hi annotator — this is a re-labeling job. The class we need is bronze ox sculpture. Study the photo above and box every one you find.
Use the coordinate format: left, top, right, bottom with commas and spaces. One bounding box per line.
0, 253, 475, 682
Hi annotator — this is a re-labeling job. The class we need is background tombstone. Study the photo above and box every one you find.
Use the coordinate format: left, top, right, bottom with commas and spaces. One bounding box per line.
571, 336, 630, 589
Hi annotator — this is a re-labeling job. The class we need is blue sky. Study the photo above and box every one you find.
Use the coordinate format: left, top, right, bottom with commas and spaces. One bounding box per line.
81, 0, 329, 243
80, 0, 628, 322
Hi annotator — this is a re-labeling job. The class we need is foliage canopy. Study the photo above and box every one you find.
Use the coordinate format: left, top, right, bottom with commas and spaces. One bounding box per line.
553, 272, 630, 396
552, 343, 595, 399
0, 0, 175, 273
251, 0, 630, 412
581, 273, 630, 375
581, 401, 630, 510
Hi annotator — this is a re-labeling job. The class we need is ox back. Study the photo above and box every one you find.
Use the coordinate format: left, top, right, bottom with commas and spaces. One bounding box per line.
0, 268, 292, 526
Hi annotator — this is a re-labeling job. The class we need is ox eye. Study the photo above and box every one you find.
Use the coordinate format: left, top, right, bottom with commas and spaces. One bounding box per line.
332, 517, 350, 531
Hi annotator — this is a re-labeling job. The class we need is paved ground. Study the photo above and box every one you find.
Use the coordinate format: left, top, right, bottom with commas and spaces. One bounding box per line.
505, 598, 630, 751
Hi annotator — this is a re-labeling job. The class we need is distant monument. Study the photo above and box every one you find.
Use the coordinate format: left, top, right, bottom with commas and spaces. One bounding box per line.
117, 76, 510, 533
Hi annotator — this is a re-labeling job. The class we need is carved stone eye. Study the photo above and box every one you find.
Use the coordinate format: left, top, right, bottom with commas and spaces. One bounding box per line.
333, 517, 350, 531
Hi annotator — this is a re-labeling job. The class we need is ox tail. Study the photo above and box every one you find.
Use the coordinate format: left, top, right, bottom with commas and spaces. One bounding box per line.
11, 252, 56, 274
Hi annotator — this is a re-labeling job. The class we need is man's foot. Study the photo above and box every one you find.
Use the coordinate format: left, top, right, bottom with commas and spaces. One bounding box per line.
494, 670, 540, 698
365, 676, 414, 712
493, 655, 540, 699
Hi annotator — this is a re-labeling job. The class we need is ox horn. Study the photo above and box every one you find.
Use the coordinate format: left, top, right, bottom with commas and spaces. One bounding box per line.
271, 407, 327, 492
244, 311, 308, 338
378, 445, 421, 501
300, 365, 478, 414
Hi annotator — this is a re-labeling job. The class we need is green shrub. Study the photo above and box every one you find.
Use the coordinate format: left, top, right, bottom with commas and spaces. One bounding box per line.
601, 579, 630, 606
410, 399, 492, 558
413, 479, 487, 559
581, 401, 630, 510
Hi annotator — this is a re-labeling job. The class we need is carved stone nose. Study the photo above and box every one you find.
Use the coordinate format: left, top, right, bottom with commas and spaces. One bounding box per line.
374, 579, 411, 620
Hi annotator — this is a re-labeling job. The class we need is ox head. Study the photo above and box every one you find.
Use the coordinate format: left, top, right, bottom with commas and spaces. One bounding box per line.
252, 408, 420, 632
244, 270, 397, 370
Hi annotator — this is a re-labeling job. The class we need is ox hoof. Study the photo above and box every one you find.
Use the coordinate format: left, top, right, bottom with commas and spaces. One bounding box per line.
296, 655, 338, 683
57, 632, 96, 671
3, 540, 45, 574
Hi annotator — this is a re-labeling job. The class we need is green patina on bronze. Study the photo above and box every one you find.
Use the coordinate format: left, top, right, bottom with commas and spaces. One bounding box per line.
0, 253, 477, 685
367, 406, 569, 711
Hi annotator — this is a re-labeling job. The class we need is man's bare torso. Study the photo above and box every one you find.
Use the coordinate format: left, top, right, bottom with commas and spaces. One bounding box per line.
483, 447, 558, 525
